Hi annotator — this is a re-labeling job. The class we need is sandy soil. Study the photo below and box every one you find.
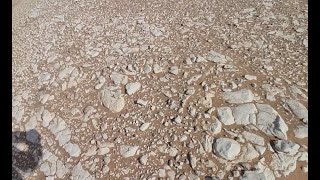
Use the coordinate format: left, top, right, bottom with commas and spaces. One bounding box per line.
12, 0, 308, 179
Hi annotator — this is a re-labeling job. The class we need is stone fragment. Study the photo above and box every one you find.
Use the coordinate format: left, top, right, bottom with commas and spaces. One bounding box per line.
223, 89, 254, 104
254, 145, 266, 155
282, 99, 308, 120
159, 169, 166, 177
188, 153, 197, 169
241, 143, 259, 161
256, 104, 288, 140
244, 75, 257, 80
139, 123, 150, 131
293, 125, 308, 139
173, 116, 182, 124
125, 82, 141, 95
206, 51, 229, 63
217, 107, 235, 125
101, 88, 125, 112
139, 154, 148, 165
201, 135, 214, 153
153, 64, 163, 73
213, 138, 241, 160
239, 169, 275, 180
270, 153, 300, 177
272, 140, 300, 155
119, 145, 139, 158
242, 131, 265, 146
232, 103, 257, 125
71, 162, 94, 180
64, 143, 81, 157
41, 110, 55, 127
136, 99, 148, 106
207, 119, 222, 135
168, 147, 178, 157
169, 66, 179, 75
110, 72, 128, 85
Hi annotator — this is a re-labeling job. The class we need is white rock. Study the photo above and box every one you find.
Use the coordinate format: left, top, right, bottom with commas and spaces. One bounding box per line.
217, 107, 235, 125
188, 173, 200, 180
139, 154, 148, 165
167, 170, 176, 180
195, 56, 207, 63
119, 145, 139, 158
232, 103, 257, 125
263, 65, 273, 71
86, 146, 97, 156
102, 166, 109, 174
293, 125, 308, 139
169, 66, 179, 75
188, 153, 197, 169
168, 147, 178, 157
139, 123, 150, 131
97, 146, 110, 155
239, 169, 275, 180
40, 94, 50, 104
58, 66, 74, 80
261, 84, 284, 101
298, 151, 308, 162
40, 162, 55, 176
242, 131, 265, 146
101, 88, 125, 112
174, 174, 183, 180
282, 99, 308, 120
223, 89, 254, 104
207, 119, 222, 135
256, 104, 288, 140
289, 85, 308, 99
241, 144, 259, 161
187, 74, 202, 85
56, 160, 68, 178
180, 135, 187, 142
63, 143, 81, 157
185, 86, 196, 95
136, 99, 148, 106
38, 72, 51, 82
48, 117, 71, 146
244, 75, 257, 81
110, 72, 128, 85
201, 135, 213, 153
125, 82, 141, 95
254, 145, 266, 155
159, 169, 166, 177
41, 110, 55, 127
71, 162, 94, 180
185, 58, 193, 65
153, 64, 163, 73
144, 65, 152, 73
213, 138, 241, 160
12, 106, 24, 123
174, 116, 182, 124
206, 51, 229, 63
272, 140, 300, 155
270, 153, 300, 177
302, 165, 308, 173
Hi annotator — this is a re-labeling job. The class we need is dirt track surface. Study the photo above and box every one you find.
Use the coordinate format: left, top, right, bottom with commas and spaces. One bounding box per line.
12, 0, 308, 179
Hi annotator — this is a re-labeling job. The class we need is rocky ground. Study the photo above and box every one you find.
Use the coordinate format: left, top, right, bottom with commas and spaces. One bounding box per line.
12, 0, 308, 179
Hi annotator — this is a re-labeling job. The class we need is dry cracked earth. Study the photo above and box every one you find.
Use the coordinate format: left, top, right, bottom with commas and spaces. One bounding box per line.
12, 0, 308, 179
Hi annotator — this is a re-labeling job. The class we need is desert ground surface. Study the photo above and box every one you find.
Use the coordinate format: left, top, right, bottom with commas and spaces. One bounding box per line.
12, 0, 308, 179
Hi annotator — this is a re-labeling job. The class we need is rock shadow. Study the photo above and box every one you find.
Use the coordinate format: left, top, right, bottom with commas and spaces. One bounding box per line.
12, 129, 43, 180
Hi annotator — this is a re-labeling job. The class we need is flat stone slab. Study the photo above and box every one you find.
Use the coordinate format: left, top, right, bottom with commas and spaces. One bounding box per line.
213, 138, 241, 160
217, 107, 235, 125
223, 89, 254, 104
